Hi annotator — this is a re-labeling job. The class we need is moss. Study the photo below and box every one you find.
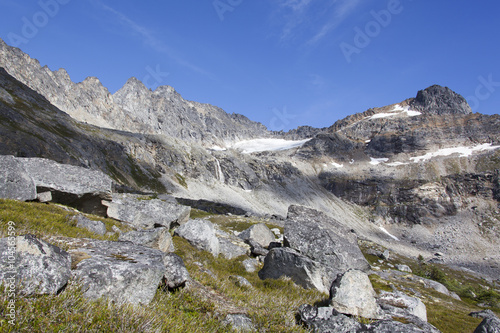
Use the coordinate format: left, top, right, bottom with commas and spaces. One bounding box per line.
190, 209, 213, 219
369, 274, 393, 293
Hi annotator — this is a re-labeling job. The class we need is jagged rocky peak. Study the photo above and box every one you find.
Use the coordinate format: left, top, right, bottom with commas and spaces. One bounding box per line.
409, 84, 472, 115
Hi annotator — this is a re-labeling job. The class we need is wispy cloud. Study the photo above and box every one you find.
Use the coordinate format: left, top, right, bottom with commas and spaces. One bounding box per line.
274, 0, 362, 44
93, 1, 211, 77
307, 0, 362, 45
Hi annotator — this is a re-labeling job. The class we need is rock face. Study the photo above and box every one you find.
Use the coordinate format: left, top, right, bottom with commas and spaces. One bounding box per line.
268, 205, 369, 292
0, 155, 37, 201
0, 235, 71, 295
410, 85, 472, 115
329, 269, 382, 319
238, 223, 275, 248
174, 219, 220, 256
119, 227, 174, 252
105, 193, 190, 230
163, 253, 190, 289
68, 238, 166, 305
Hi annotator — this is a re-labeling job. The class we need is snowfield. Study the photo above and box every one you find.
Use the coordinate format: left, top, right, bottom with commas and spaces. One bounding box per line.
366, 104, 422, 120
409, 143, 500, 163
230, 138, 311, 154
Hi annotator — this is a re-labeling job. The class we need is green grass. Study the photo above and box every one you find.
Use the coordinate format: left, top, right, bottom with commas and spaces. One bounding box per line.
0, 199, 129, 241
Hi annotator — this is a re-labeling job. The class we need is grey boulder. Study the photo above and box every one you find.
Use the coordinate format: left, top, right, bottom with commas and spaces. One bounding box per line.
0, 234, 71, 295
242, 258, 260, 273
223, 313, 255, 332
73, 214, 107, 236
0, 155, 37, 201
276, 205, 370, 292
470, 310, 500, 333
67, 238, 165, 305
119, 227, 174, 252
105, 193, 190, 230
377, 290, 427, 322
20, 157, 113, 215
163, 253, 190, 289
174, 219, 219, 256
329, 269, 382, 319
258, 247, 327, 292
238, 223, 275, 248
216, 229, 250, 259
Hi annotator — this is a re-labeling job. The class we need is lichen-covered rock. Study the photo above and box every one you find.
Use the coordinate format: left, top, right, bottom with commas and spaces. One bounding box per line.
470, 310, 500, 333
0, 155, 37, 201
67, 238, 165, 305
377, 290, 427, 322
329, 269, 382, 319
258, 247, 327, 292
238, 223, 275, 248
105, 193, 190, 230
119, 227, 174, 252
0, 235, 71, 295
174, 219, 219, 256
163, 253, 189, 289
223, 313, 255, 332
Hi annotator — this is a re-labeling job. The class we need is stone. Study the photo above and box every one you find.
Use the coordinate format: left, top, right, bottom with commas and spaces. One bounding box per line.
0, 155, 37, 201
229, 275, 253, 288
163, 253, 190, 289
73, 214, 107, 236
37, 191, 52, 203
329, 269, 383, 319
20, 157, 113, 215
297, 304, 363, 333
242, 258, 259, 273
218, 237, 249, 259
377, 290, 427, 322
469, 310, 500, 333
0, 235, 71, 295
67, 238, 165, 305
258, 247, 327, 292
104, 193, 190, 230
381, 250, 391, 260
247, 239, 269, 256
395, 264, 412, 273
223, 313, 255, 332
238, 223, 275, 248
119, 227, 174, 252
174, 219, 219, 256
282, 205, 370, 292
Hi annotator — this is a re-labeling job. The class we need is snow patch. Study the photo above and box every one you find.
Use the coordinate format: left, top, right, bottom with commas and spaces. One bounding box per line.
386, 162, 408, 167
331, 162, 344, 168
379, 226, 399, 241
369, 157, 389, 165
410, 143, 500, 163
232, 138, 311, 154
210, 146, 227, 151
366, 104, 421, 120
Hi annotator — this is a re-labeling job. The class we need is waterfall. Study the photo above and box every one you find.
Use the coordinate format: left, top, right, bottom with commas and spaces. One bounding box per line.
214, 158, 225, 183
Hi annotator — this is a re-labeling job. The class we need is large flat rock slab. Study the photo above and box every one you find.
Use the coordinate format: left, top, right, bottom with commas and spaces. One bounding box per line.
104, 193, 190, 230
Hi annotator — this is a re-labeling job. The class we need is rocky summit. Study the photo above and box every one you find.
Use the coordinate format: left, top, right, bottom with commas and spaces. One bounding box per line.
0, 38, 499, 332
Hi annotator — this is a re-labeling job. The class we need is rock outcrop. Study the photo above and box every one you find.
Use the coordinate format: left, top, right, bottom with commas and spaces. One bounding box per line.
0, 155, 37, 201
469, 310, 500, 333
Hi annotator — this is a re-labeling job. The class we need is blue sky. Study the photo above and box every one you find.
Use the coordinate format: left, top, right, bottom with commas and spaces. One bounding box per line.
1, 0, 499, 131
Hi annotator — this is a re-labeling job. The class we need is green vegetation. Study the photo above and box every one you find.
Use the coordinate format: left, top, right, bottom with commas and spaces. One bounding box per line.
0, 199, 128, 241
189, 208, 213, 219
175, 173, 188, 189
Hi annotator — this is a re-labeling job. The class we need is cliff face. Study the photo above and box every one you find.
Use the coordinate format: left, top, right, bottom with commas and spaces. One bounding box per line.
0, 38, 268, 145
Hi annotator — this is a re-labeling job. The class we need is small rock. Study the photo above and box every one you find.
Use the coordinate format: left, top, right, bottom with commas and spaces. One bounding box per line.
381, 249, 390, 260
37, 191, 52, 203
223, 314, 255, 332
242, 258, 259, 273
174, 219, 219, 256
395, 264, 412, 273
238, 223, 275, 248
163, 253, 190, 289
73, 214, 107, 235
247, 239, 269, 256
329, 269, 383, 319
229, 275, 253, 288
